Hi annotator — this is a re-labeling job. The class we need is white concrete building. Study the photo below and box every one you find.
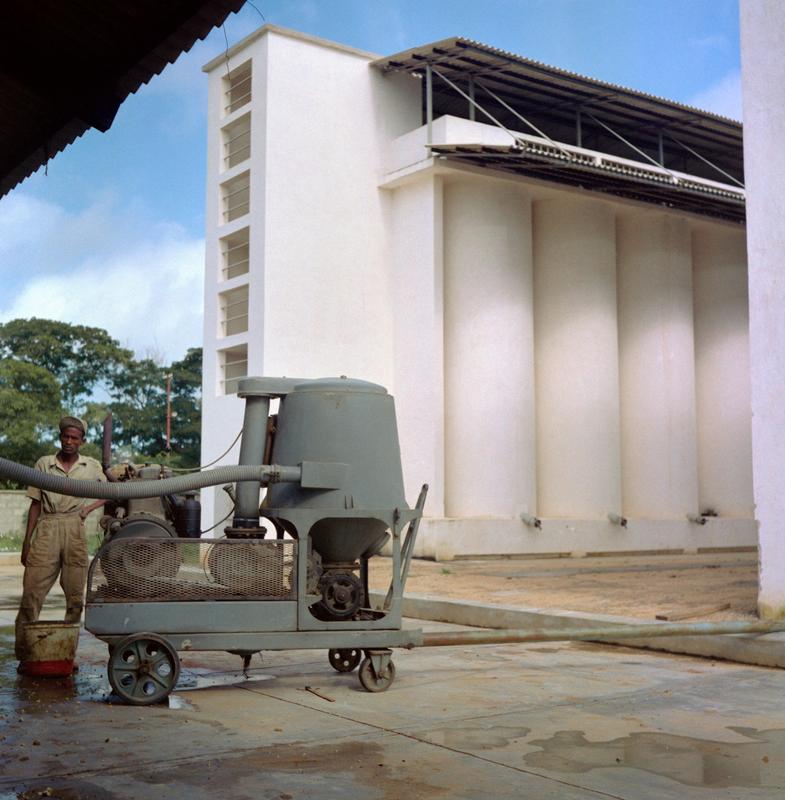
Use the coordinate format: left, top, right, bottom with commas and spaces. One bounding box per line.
201, 25, 752, 561
740, 0, 785, 618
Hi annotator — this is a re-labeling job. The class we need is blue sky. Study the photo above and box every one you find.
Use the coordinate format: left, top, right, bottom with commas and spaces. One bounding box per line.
0, 0, 742, 363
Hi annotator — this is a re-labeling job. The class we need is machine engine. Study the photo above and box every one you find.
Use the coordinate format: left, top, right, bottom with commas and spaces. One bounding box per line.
99, 463, 201, 594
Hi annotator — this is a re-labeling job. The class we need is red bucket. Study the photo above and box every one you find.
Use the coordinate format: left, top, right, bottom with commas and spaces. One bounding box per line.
19, 621, 79, 677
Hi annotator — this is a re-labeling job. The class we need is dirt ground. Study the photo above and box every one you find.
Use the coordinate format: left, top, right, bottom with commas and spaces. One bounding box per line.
369, 551, 759, 621
0, 549, 760, 625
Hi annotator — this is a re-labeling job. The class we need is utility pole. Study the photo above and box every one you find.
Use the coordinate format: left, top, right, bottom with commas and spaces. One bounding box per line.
164, 373, 173, 452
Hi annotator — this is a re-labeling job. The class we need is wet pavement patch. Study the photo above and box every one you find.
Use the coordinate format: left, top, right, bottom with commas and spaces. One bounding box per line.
7, 778, 118, 799
418, 725, 530, 751
0, 627, 110, 711
7, 740, 443, 800
1, 626, 274, 712
121, 739, 446, 799
174, 667, 275, 692
523, 727, 785, 788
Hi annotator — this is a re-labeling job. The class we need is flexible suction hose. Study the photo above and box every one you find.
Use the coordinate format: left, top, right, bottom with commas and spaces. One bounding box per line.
0, 457, 301, 501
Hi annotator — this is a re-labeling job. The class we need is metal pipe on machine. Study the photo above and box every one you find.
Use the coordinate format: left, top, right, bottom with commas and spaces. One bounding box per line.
232, 390, 270, 529
418, 619, 785, 648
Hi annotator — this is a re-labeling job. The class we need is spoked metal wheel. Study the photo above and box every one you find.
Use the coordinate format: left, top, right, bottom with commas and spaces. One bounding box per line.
328, 648, 362, 673
317, 572, 363, 619
358, 651, 396, 693
107, 633, 180, 705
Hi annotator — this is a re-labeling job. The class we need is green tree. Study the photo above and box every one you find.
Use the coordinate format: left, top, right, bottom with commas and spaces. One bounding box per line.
0, 359, 62, 478
106, 348, 202, 468
0, 318, 132, 409
109, 358, 167, 455
0, 318, 202, 474
166, 347, 202, 467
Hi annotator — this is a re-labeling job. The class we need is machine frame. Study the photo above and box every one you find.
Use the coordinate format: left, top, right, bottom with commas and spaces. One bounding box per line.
85, 486, 427, 703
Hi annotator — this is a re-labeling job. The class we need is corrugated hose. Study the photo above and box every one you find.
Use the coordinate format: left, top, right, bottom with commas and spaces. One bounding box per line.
0, 457, 301, 500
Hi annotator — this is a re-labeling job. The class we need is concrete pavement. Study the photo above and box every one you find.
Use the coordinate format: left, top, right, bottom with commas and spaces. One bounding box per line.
1, 562, 784, 798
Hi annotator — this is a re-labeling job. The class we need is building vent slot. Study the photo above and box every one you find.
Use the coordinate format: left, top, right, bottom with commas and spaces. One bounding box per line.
222, 113, 251, 168
224, 61, 252, 114
221, 228, 250, 280
220, 344, 248, 395
221, 172, 250, 223
220, 285, 249, 337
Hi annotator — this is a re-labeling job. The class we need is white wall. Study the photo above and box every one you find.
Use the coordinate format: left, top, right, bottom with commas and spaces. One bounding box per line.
443, 175, 535, 518
692, 226, 754, 517
617, 212, 699, 519
533, 197, 621, 519
260, 31, 419, 382
389, 175, 446, 516
740, 0, 785, 616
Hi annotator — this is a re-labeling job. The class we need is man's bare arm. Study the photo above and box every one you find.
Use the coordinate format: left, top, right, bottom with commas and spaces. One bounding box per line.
79, 500, 106, 520
21, 499, 41, 566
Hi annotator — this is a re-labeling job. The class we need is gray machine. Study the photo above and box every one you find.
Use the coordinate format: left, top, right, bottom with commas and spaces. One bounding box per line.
84, 376, 427, 704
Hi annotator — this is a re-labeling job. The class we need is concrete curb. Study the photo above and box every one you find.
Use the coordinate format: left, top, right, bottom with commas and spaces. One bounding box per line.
371, 591, 785, 670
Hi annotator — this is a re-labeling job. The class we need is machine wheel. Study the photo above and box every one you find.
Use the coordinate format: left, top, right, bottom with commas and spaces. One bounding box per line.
317, 572, 363, 619
328, 648, 362, 673
107, 633, 180, 705
358, 656, 396, 692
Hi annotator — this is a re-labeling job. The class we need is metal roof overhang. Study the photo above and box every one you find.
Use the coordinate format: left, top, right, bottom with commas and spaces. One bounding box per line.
431, 140, 745, 224
374, 37, 744, 223
0, 0, 245, 198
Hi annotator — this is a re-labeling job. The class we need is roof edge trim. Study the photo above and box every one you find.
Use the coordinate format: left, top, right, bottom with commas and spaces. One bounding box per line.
202, 23, 380, 72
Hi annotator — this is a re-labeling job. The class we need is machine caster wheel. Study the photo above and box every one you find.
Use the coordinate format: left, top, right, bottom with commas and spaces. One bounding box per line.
328, 648, 362, 673
107, 632, 180, 705
358, 654, 396, 692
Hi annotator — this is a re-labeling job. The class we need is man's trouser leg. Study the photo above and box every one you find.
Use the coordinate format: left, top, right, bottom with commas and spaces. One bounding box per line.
60, 515, 88, 624
15, 518, 62, 660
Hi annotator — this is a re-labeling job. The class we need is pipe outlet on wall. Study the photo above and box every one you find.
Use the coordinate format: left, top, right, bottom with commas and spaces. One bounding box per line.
520, 512, 542, 529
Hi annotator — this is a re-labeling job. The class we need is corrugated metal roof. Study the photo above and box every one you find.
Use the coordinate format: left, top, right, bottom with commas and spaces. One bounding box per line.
375, 36, 742, 127
374, 36, 744, 211
0, 0, 245, 198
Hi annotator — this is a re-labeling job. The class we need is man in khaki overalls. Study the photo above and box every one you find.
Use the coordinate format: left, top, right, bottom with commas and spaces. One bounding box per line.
15, 416, 107, 662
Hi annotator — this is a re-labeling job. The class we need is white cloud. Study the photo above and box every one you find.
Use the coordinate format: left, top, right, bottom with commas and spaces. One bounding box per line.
0, 193, 204, 363
688, 70, 743, 121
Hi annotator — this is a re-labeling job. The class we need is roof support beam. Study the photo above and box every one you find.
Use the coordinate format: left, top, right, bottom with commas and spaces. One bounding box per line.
666, 133, 745, 188
425, 64, 433, 145
585, 111, 679, 182
474, 79, 572, 158
431, 67, 520, 144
